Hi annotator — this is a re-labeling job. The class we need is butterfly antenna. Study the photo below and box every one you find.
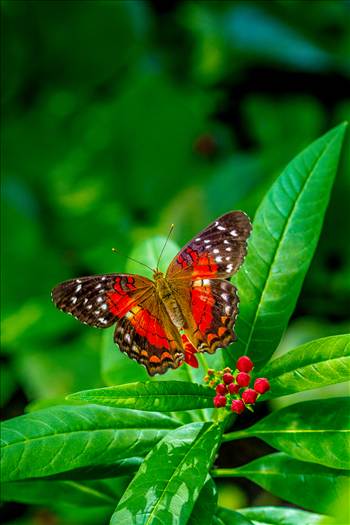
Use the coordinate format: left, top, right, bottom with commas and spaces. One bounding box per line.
156, 224, 174, 271
112, 248, 154, 273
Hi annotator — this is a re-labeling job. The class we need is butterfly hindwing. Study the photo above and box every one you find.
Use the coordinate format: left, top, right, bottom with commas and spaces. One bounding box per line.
167, 211, 252, 280
114, 296, 184, 376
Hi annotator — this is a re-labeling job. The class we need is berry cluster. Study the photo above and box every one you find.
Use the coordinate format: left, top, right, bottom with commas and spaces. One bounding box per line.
204, 356, 270, 414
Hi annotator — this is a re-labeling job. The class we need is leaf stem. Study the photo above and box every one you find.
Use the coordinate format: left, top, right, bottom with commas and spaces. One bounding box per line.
211, 468, 241, 478
222, 429, 251, 442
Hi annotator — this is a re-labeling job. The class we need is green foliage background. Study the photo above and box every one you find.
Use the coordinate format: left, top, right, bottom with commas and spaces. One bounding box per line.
1, 1, 350, 523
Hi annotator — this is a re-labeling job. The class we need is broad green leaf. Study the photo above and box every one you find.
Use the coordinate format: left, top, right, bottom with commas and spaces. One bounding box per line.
0, 404, 179, 482
259, 334, 350, 397
110, 422, 223, 525
68, 381, 215, 412
188, 476, 217, 525
232, 123, 347, 370
47, 457, 143, 481
0, 477, 127, 507
223, 398, 350, 469
239, 505, 326, 525
214, 507, 254, 525
211, 453, 350, 514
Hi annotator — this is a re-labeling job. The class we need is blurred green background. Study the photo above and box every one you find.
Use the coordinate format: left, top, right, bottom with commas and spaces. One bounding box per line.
1, 0, 350, 523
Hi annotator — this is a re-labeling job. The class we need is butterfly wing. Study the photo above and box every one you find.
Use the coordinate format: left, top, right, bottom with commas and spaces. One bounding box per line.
52, 274, 183, 375
166, 211, 251, 354
114, 294, 184, 376
166, 211, 252, 281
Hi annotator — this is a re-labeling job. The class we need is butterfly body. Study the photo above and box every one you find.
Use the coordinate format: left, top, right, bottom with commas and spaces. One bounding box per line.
52, 211, 252, 375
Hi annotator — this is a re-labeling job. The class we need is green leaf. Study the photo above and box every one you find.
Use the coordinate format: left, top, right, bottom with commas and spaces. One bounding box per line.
110, 422, 223, 525
232, 123, 348, 370
259, 334, 350, 397
224, 398, 350, 469
211, 453, 350, 514
214, 507, 254, 525
0, 478, 127, 508
238, 505, 326, 525
68, 381, 215, 412
188, 476, 217, 525
0, 404, 179, 482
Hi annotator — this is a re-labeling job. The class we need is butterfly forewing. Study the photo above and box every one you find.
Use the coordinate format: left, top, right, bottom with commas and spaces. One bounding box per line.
52, 274, 152, 328
166, 211, 252, 281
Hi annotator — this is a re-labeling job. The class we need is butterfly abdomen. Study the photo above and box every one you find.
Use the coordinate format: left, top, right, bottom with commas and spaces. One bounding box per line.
154, 274, 187, 331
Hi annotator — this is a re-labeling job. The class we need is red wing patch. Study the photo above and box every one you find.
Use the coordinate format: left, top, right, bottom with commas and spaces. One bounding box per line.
114, 299, 184, 376
176, 278, 239, 355
52, 274, 152, 328
167, 211, 251, 281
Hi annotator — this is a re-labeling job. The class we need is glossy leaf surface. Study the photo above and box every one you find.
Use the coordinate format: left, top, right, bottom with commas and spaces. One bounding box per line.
68, 381, 215, 412
232, 124, 347, 369
212, 453, 350, 514
111, 422, 222, 525
238, 506, 325, 525
225, 398, 350, 469
0, 405, 178, 481
260, 334, 350, 397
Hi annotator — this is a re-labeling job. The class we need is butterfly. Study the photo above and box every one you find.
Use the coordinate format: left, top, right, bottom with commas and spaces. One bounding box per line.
52, 211, 252, 376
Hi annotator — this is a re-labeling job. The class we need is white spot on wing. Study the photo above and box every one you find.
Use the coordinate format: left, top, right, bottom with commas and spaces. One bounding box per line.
83, 298, 88, 305
213, 249, 219, 254
76, 279, 82, 283
224, 240, 229, 244
97, 297, 103, 303
217, 225, 226, 231
230, 229, 238, 236
203, 279, 210, 285
126, 311, 133, 319
204, 239, 210, 244
99, 318, 108, 325
76, 284, 82, 292
125, 333, 131, 344
101, 304, 107, 310
71, 296, 77, 304
221, 293, 229, 302
215, 256, 222, 263
225, 305, 231, 315
87, 305, 92, 310
95, 284, 102, 289
195, 237, 201, 241
226, 247, 232, 252
227, 264, 233, 272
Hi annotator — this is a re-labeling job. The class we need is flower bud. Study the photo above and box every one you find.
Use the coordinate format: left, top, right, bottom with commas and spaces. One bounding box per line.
242, 388, 258, 405
214, 394, 227, 408
231, 399, 245, 414
223, 372, 234, 385
228, 383, 240, 394
207, 369, 215, 376
223, 367, 232, 373
236, 356, 254, 373
216, 383, 227, 395
254, 378, 270, 394
236, 372, 250, 387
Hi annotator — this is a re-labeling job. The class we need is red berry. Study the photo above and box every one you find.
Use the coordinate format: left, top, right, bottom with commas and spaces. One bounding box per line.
236, 356, 254, 373
214, 395, 227, 408
242, 388, 258, 405
216, 383, 227, 395
236, 372, 250, 387
231, 399, 245, 414
254, 378, 270, 394
228, 383, 240, 394
223, 373, 234, 384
